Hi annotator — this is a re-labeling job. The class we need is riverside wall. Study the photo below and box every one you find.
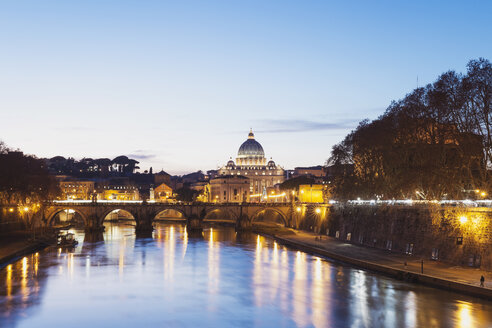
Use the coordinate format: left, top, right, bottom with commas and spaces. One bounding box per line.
297, 204, 492, 271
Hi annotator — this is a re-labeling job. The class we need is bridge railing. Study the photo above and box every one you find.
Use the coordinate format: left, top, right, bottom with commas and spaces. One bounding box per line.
49, 200, 296, 206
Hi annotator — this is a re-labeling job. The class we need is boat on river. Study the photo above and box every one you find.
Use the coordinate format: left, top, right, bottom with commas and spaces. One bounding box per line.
57, 232, 78, 248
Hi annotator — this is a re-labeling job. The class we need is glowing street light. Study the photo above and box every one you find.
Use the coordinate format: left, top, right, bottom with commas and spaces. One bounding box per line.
296, 207, 301, 212
459, 216, 468, 224
315, 208, 321, 214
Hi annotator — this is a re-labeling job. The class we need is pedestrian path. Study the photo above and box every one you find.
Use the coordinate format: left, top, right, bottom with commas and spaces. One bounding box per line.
0, 237, 45, 267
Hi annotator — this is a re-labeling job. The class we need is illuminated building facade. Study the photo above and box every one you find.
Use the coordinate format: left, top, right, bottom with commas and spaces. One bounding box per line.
59, 181, 95, 200
218, 130, 285, 199
154, 182, 173, 201
298, 184, 327, 203
210, 176, 250, 203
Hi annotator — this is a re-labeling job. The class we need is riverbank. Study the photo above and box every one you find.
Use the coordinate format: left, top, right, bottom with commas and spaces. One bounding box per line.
0, 232, 49, 268
253, 224, 492, 300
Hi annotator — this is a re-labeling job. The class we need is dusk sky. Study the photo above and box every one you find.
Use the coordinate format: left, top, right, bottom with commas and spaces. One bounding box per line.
1, 1, 491, 175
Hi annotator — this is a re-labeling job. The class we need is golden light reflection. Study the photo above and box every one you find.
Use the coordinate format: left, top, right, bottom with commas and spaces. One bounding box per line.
181, 226, 188, 260
68, 253, 74, 279
253, 235, 263, 307
164, 225, 175, 282
312, 257, 327, 327
457, 302, 474, 328
6, 264, 12, 298
293, 251, 308, 327
270, 241, 279, 302
314, 257, 322, 281
34, 253, 39, 276
208, 228, 220, 307
21, 257, 28, 302
279, 248, 289, 311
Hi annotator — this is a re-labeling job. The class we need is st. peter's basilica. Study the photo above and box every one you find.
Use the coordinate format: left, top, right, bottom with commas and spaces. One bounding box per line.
217, 129, 285, 198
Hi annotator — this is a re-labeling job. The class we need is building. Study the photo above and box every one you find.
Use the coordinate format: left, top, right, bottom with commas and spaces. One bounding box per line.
218, 130, 285, 199
293, 165, 326, 178
154, 182, 173, 201
298, 184, 326, 203
210, 176, 250, 203
59, 180, 95, 200
154, 170, 171, 186
96, 178, 140, 201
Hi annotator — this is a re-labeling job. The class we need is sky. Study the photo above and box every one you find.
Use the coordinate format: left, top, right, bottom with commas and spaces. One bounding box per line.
0, 0, 491, 175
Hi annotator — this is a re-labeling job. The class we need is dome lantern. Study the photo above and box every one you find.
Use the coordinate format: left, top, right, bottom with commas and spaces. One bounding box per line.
248, 128, 255, 140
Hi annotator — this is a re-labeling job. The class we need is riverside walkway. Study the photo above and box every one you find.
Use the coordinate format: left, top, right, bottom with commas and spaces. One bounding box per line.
265, 228, 492, 299
0, 238, 46, 267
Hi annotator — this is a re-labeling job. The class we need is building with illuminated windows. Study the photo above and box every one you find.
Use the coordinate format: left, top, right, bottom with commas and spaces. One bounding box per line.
217, 130, 285, 200
59, 181, 95, 200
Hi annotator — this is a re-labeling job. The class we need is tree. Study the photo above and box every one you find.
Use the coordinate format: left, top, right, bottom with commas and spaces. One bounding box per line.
328, 59, 491, 200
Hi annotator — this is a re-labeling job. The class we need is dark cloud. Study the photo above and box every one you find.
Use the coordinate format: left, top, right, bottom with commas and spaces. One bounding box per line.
128, 151, 157, 160
254, 119, 360, 133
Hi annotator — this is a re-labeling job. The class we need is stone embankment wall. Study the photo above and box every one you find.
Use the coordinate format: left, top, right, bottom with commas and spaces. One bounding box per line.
298, 204, 492, 271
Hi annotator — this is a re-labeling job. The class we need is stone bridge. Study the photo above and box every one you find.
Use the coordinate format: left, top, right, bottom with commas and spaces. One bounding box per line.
41, 201, 329, 233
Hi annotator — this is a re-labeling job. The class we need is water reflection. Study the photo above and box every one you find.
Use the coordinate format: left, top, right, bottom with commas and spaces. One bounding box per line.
0, 223, 491, 328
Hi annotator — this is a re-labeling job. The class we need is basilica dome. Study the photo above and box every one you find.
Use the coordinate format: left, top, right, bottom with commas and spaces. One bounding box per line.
237, 130, 265, 159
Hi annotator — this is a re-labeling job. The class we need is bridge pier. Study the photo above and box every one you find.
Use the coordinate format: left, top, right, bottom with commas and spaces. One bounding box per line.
135, 216, 154, 236
235, 215, 252, 231
186, 214, 203, 232
85, 214, 105, 233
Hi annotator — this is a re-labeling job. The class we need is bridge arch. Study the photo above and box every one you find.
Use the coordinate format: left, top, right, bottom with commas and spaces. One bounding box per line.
47, 208, 88, 226
154, 208, 186, 221
99, 208, 137, 225
250, 207, 288, 226
203, 208, 237, 222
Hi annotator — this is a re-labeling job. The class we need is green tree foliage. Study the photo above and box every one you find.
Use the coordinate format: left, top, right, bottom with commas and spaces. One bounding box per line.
329, 58, 492, 200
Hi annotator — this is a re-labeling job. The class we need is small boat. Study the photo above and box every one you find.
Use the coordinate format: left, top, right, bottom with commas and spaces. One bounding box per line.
57, 233, 78, 248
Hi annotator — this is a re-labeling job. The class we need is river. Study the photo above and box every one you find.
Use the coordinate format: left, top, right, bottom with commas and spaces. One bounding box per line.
1, 222, 491, 327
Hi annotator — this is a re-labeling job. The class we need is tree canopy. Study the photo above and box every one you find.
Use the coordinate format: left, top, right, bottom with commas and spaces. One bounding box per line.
0, 143, 60, 205
328, 58, 491, 200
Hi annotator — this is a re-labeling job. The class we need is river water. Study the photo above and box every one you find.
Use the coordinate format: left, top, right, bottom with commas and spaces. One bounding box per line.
1, 222, 492, 328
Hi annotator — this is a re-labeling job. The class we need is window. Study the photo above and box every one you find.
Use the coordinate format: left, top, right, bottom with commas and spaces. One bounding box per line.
405, 243, 414, 255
